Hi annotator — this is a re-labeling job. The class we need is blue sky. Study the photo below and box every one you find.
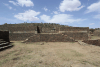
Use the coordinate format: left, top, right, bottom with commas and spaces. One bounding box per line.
0, 0, 100, 28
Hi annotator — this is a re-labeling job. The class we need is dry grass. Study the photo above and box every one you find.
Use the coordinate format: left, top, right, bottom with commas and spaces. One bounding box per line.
0, 41, 100, 67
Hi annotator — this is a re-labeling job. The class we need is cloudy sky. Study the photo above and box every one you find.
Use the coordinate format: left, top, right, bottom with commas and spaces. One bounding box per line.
0, 0, 100, 28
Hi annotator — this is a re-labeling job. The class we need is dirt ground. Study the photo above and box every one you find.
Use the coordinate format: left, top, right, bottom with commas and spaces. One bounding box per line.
0, 39, 100, 67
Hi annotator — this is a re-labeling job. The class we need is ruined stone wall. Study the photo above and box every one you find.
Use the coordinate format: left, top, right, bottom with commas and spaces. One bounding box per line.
41, 27, 59, 33
0, 31, 9, 42
62, 32, 88, 40
40, 34, 74, 42
25, 34, 75, 42
93, 30, 100, 36
60, 27, 89, 33
0, 24, 89, 42
10, 32, 88, 42
0, 25, 42, 33
8, 26, 42, 33
0, 25, 8, 31
25, 34, 40, 42
9, 33, 34, 41
0, 24, 89, 33
8, 26, 37, 33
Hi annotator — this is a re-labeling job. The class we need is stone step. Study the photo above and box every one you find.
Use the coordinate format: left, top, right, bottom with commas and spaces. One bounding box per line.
2, 42, 9, 44
0, 45, 13, 50
0, 47, 4, 49
7, 45, 13, 47
0, 42, 9, 47
0, 41, 6, 43
0, 42, 9, 45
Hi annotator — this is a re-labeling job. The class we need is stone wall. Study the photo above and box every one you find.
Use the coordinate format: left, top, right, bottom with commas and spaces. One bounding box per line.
25, 34, 40, 42
8, 26, 42, 33
0, 31, 9, 42
0, 24, 89, 42
0, 24, 89, 34
25, 34, 75, 42
9, 33, 34, 41
9, 32, 88, 41
41, 27, 59, 33
62, 32, 88, 40
0, 25, 8, 31
60, 27, 89, 33
40, 34, 74, 42
8, 26, 36, 32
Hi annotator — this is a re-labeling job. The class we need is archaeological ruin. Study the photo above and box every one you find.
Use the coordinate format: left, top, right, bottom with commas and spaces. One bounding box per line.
0, 23, 89, 42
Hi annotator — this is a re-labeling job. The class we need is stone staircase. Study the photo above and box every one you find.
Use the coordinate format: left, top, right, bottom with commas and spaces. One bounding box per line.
0, 39, 12, 50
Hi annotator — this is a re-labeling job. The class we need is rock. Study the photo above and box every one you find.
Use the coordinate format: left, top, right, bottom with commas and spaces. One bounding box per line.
40, 43, 44, 45
39, 60, 42, 63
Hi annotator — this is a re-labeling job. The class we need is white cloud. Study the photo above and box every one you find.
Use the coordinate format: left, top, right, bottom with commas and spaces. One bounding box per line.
14, 10, 40, 21
44, 7, 48, 11
89, 23, 95, 25
9, 1, 18, 6
59, 0, 84, 12
53, 11, 59, 14
17, 0, 34, 7
85, 1, 100, 13
9, 0, 34, 7
3, 3, 12, 9
40, 14, 86, 24
94, 14, 100, 19
8, 7, 12, 9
